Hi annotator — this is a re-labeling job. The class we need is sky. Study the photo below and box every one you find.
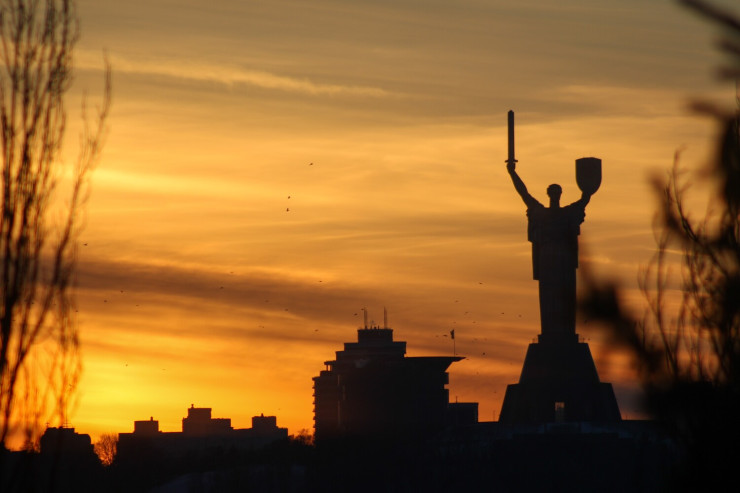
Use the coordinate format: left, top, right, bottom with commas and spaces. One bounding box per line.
48, 0, 738, 440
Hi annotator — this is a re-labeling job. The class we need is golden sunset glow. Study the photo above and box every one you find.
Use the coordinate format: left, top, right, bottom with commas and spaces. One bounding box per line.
58, 0, 736, 442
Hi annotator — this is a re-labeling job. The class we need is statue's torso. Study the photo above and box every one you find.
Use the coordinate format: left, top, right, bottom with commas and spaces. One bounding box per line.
526, 202, 585, 280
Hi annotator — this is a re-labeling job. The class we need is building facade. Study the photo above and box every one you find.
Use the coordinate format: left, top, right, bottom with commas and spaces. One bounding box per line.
313, 325, 464, 442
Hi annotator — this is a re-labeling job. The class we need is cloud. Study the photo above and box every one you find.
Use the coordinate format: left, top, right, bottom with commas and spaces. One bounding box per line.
77, 50, 395, 98
74, 254, 391, 330
72, 243, 540, 357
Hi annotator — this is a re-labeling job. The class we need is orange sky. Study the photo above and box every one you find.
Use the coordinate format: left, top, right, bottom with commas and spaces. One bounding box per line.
51, 0, 738, 441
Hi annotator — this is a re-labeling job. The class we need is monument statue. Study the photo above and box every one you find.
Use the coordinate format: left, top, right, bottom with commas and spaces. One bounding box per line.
498, 111, 619, 424
505, 110, 601, 341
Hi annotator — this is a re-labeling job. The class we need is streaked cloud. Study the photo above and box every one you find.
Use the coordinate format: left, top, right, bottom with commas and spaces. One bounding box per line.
52, 0, 733, 442
77, 50, 395, 97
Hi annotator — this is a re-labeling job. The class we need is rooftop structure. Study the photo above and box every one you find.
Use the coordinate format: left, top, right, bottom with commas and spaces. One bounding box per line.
133, 417, 159, 436
182, 404, 232, 436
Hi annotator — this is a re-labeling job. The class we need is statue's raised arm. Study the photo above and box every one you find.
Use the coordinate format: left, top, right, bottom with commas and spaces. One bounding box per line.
507, 161, 541, 209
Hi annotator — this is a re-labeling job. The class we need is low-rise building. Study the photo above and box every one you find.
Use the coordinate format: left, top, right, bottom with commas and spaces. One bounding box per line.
117, 405, 288, 462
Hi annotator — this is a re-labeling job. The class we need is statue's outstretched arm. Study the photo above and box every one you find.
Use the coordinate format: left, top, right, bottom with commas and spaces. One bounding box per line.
507, 163, 539, 208
572, 191, 592, 209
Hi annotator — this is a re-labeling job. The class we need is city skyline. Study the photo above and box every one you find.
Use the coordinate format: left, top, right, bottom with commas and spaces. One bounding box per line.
46, 0, 736, 444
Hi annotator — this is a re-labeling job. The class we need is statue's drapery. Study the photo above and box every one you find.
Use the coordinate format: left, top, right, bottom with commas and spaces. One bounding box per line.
523, 198, 588, 338
526, 200, 586, 281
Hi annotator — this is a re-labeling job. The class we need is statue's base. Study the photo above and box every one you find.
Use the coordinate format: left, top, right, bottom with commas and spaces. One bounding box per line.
537, 332, 579, 344
498, 335, 621, 424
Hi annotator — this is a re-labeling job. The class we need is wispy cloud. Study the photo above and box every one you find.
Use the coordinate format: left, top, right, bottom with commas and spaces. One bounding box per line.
77, 51, 395, 98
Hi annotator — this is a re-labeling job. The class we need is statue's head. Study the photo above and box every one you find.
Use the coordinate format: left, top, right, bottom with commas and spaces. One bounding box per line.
547, 184, 562, 199
547, 184, 562, 207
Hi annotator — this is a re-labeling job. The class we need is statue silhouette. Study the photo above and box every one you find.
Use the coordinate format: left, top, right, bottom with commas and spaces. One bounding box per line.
507, 160, 596, 341
499, 114, 618, 424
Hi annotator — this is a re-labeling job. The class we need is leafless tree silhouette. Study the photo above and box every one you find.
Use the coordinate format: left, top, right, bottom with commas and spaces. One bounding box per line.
0, 0, 110, 449
93, 432, 117, 466
580, 1, 740, 489
291, 428, 314, 447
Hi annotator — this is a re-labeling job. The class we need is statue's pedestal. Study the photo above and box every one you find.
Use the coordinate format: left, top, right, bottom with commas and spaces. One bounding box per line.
499, 336, 621, 423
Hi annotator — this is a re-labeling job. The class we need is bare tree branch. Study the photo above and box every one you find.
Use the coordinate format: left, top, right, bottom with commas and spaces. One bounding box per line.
0, 0, 110, 449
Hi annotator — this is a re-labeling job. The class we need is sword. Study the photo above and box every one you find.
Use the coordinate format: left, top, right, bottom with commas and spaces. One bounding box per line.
506, 110, 517, 166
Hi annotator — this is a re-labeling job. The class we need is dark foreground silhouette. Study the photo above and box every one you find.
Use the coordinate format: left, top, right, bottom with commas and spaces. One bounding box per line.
1, 420, 677, 493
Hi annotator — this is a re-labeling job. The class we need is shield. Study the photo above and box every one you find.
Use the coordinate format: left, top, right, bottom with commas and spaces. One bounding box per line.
576, 157, 602, 195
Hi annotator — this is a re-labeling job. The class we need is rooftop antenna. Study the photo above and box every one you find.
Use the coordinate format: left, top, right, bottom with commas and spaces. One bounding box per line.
383, 307, 388, 329
363, 307, 368, 329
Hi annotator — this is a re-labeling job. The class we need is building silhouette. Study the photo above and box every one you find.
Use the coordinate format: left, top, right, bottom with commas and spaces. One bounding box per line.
310, 322, 670, 492
181, 405, 232, 436
39, 426, 95, 457
29, 427, 103, 492
117, 405, 288, 461
313, 320, 467, 443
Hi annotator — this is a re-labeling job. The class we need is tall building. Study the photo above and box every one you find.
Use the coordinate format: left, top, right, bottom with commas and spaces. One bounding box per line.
313, 322, 463, 442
